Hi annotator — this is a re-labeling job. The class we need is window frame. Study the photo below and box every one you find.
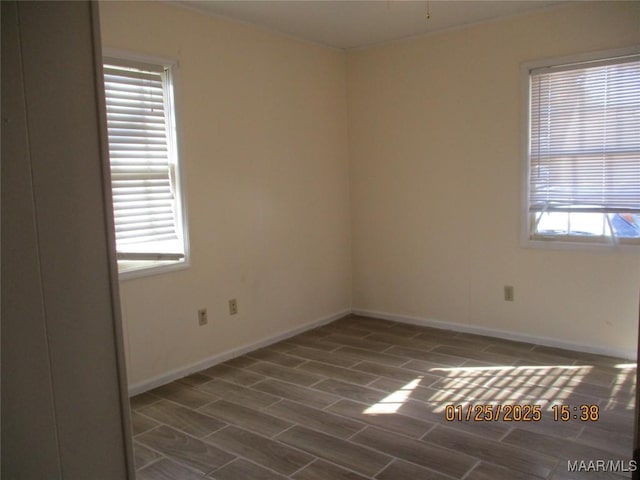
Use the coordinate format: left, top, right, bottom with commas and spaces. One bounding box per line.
103, 49, 190, 279
520, 46, 640, 252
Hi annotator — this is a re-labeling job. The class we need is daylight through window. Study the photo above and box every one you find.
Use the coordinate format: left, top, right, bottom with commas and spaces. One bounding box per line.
526, 52, 640, 246
103, 58, 187, 275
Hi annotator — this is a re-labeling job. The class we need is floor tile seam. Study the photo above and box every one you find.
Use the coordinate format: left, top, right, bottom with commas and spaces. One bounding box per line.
295, 359, 378, 383
496, 424, 514, 442
246, 375, 348, 408
293, 457, 380, 480
276, 423, 396, 464
378, 343, 399, 355
544, 456, 560, 480
322, 329, 375, 340
571, 438, 634, 459
283, 456, 320, 479
397, 358, 417, 369
284, 339, 343, 353
165, 394, 222, 413
291, 356, 361, 370
135, 454, 168, 473
140, 420, 237, 458
530, 431, 636, 461
431, 346, 518, 365
355, 412, 435, 441
429, 373, 518, 396
392, 330, 423, 340
429, 371, 587, 403
321, 397, 347, 411
418, 436, 555, 480
217, 451, 309, 479
333, 345, 411, 367
322, 396, 437, 438
458, 459, 482, 480
264, 424, 395, 475
311, 377, 410, 406
284, 349, 359, 368
131, 395, 163, 411
483, 341, 538, 355
501, 427, 631, 461
421, 423, 559, 467
369, 456, 396, 479
134, 423, 166, 440
194, 398, 268, 428
201, 366, 267, 387
132, 408, 166, 431
262, 397, 369, 435
363, 335, 441, 354
549, 457, 590, 480
256, 396, 285, 412
244, 354, 308, 370
134, 413, 225, 440
196, 385, 282, 411
391, 353, 470, 370
143, 444, 224, 478
371, 363, 447, 387
465, 458, 553, 480
239, 369, 319, 388
349, 428, 471, 480
344, 421, 371, 441
205, 454, 240, 477
203, 423, 318, 472
346, 359, 443, 386
481, 373, 618, 404
512, 352, 585, 365
195, 402, 296, 439
506, 361, 622, 388
321, 340, 393, 354
419, 421, 512, 446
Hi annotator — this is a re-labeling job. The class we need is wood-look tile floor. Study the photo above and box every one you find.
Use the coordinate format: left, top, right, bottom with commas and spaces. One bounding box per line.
131, 315, 636, 479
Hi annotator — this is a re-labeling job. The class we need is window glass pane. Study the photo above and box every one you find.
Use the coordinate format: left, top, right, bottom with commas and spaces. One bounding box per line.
534, 212, 640, 240
527, 52, 640, 246
103, 59, 187, 273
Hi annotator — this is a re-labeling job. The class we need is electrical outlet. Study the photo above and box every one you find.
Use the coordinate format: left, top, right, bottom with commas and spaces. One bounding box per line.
229, 298, 238, 315
198, 308, 208, 326
504, 286, 514, 302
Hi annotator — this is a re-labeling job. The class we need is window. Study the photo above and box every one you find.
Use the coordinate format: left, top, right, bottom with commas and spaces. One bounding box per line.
103, 58, 188, 276
524, 50, 640, 247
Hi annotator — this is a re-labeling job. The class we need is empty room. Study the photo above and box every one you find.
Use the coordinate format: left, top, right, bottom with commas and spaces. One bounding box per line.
3, 1, 640, 479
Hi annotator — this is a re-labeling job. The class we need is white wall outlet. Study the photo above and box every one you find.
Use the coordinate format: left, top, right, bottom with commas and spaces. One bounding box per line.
198, 308, 208, 326
504, 286, 514, 302
229, 298, 238, 315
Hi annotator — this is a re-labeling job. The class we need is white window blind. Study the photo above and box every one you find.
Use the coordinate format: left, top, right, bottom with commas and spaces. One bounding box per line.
529, 55, 640, 215
103, 60, 185, 263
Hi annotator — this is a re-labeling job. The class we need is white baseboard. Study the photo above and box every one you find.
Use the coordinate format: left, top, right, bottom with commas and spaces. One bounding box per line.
129, 306, 635, 396
128, 309, 350, 396
353, 308, 637, 361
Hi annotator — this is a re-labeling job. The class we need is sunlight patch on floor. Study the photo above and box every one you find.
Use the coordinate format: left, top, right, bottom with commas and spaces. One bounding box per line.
364, 377, 422, 415
426, 364, 597, 411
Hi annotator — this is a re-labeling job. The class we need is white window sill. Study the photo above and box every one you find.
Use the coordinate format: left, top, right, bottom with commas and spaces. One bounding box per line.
118, 258, 189, 281
521, 236, 640, 253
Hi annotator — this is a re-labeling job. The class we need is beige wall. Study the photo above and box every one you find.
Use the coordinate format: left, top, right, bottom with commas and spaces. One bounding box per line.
348, 2, 640, 357
101, 1, 640, 389
99, 1, 352, 387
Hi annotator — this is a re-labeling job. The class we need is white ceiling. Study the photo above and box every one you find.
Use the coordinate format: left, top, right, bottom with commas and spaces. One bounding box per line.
178, 1, 565, 50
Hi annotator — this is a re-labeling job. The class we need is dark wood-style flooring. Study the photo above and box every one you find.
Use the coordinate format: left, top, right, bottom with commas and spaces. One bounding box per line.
130, 315, 636, 479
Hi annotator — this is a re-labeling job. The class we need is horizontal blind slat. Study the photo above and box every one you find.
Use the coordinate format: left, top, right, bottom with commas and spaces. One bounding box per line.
529, 57, 640, 213
104, 61, 182, 253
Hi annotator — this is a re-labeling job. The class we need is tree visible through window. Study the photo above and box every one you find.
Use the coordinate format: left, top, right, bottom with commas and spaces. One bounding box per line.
103, 58, 188, 274
526, 52, 640, 246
